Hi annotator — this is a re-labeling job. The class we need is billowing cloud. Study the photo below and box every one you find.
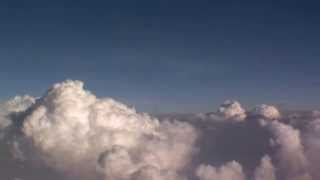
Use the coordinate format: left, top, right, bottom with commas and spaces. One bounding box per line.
254, 155, 276, 180
198, 100, 247, 122
0, 80, 198, 180
0, 95, 35, 130
305, 115, 320, 179
267, 121, 311, 180
252, 104, 281, 120
19, 80, 197, 180
1, 80, 320, 180
217, 100, 247, 121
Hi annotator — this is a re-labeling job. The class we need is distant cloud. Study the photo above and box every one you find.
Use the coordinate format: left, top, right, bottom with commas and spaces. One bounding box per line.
197, 100, 246, 122
252, 104, 281, 120
217, 100, 247, 122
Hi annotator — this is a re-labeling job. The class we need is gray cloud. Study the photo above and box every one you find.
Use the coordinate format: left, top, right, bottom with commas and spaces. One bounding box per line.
196, 161, 246, 180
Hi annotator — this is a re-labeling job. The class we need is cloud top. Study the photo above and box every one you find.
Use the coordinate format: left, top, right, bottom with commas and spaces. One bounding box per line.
20, 80, 197, 180
252, 104, 281, 120
217, 100, 247, 121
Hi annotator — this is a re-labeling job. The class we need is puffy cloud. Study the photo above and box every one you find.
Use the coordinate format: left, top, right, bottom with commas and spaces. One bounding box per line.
304, 117, 320, 179
2, 80, 320, 180
252, 104, 281, 120
254, 155, 276, 180
217, 100, 247, 121
268, 121, 311, 180
199, 100, 247, 122
196, 100, 247, 122
19, 80, 197, 180
195, 161, 246, 180
0, 95, 35, 130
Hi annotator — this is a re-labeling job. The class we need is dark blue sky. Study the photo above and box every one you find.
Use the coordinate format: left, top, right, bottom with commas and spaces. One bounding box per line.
0, 0, 320, 113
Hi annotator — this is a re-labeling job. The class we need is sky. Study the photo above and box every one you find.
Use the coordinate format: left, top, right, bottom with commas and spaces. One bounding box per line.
0, 0, 320, 113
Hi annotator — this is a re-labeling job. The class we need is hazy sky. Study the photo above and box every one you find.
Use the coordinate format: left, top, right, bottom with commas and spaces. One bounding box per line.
0, 0, 319, 113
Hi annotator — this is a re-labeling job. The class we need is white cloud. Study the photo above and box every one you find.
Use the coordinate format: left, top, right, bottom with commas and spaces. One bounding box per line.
252, 104, 281, 120
305, 117, 320, 179
268, 121, 311, 180
2, 80, 320, 180
19, 80, 197, 180
0, 95, 35, 130
217, 100, 247, 121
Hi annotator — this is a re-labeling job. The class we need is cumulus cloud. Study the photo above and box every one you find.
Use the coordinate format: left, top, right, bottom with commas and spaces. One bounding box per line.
0, 95, 35, 130
304, 116, 320, 179
252, 104, 281, 120
1, 80, 320, 180
267, 121, 311, 180
198, 100, 247, 122
254, 155, 276, 180
217, 100, 247, 121
17, 80, 197, 180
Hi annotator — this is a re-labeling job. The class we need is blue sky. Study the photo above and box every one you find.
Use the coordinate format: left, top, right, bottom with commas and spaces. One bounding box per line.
0, 0, 320, 113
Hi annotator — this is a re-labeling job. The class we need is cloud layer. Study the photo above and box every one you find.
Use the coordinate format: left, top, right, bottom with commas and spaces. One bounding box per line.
0, 80, 320, 180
